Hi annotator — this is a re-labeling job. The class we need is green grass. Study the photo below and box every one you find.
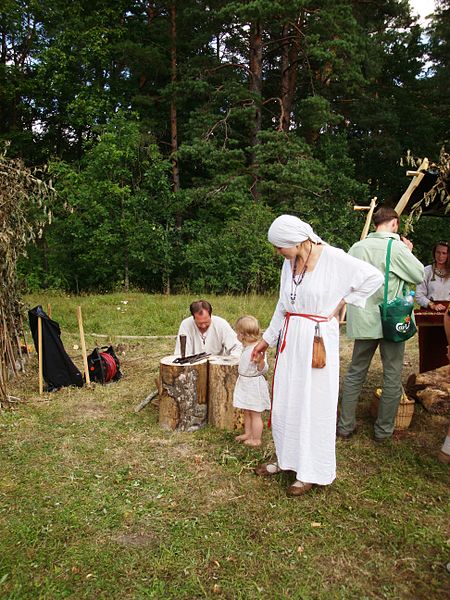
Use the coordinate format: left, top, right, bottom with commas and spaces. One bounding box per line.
1, 293, 449, 599
23, 292, 278, 337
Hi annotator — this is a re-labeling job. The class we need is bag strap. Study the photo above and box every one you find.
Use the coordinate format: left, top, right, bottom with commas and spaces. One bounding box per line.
382, 238, 393, 319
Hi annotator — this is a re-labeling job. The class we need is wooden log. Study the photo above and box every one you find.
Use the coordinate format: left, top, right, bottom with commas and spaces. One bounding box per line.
406, 364, 450, 414
207, 355, 244, 431
408, 364, 450, 391
158, 355, 208, 431
134, 390, 158, 413
416, 387, 449, 415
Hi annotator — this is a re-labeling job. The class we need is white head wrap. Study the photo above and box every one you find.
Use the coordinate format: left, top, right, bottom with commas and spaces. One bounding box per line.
267, 215, 323, 247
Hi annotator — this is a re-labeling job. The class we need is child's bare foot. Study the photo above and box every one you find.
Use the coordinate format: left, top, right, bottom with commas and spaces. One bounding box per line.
244, 439, 261, 447
235, 433, 250, 442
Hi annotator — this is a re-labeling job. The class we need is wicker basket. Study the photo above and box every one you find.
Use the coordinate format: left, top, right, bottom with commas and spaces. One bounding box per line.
370, 388, 415, 430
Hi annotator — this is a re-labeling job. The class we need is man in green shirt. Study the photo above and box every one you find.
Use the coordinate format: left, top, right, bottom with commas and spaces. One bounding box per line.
337, 207, 424, 442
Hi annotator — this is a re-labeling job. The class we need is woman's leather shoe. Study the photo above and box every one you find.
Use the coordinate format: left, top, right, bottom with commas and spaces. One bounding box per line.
254, 462, 281, 476
286, 482, 313, 496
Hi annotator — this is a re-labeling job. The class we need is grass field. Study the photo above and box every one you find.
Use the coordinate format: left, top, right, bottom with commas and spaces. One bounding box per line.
1, 293, 449, 599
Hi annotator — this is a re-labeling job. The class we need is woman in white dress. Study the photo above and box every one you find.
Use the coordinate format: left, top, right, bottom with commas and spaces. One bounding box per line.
252, 215, 383, 496
233, 316, 271, 447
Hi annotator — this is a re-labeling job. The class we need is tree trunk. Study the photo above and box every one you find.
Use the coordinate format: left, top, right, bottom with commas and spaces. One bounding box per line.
249, 20, 262, 200
279, 16, 302, 133
158, 355, 208, 431
208, 356, 244, 431
170, 3, 180, 199
146, 1, 156, 28
124, 248, 129, 292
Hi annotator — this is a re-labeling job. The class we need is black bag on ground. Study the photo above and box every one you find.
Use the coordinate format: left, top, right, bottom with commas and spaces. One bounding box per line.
87, 346, 122, 384
28, 305, 84, 392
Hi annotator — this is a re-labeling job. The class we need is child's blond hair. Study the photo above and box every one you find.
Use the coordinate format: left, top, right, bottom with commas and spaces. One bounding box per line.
235, 315, 261, 344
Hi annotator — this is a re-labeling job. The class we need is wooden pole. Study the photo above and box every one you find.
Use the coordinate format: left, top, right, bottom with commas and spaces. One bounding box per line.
47, 303, 52, 318
77, 306, 90, 387
359, 196, 378, 240
395, 158, 429, 216
38, 316, 43, 395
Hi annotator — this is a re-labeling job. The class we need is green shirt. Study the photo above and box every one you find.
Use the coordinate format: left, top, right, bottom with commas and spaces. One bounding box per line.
346, 232, 425, 340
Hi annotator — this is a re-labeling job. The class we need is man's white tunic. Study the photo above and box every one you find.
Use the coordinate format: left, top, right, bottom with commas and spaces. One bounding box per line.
263, 246, 383, 485
174, 315, 241, 357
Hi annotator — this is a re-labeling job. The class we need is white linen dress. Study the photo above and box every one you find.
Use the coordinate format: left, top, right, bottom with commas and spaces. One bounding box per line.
233, 343, 271, 412
262, 245, 383, 485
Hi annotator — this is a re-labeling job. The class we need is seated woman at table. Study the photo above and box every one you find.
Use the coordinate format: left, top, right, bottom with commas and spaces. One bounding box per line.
416, 240, 450, 311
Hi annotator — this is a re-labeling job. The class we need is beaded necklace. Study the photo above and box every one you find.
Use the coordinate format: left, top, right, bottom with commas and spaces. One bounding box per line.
290, 244, 312, 305
431, 265, 449, 281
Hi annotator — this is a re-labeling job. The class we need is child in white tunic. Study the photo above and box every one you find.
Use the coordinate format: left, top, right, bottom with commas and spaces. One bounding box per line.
233, 316, 271, 447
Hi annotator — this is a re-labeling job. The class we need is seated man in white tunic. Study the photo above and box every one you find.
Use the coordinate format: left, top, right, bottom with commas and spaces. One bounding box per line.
174, 300, 242, 357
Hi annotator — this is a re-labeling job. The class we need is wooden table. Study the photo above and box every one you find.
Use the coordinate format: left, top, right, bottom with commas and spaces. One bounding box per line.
414, 303, 449, 373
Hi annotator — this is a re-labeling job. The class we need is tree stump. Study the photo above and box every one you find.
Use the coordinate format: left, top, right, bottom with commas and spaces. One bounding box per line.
158, 355, 208, 431
208, 355, 244, 431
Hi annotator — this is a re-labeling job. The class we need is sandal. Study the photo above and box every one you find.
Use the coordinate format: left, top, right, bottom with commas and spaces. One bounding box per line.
286, 480, 313, 496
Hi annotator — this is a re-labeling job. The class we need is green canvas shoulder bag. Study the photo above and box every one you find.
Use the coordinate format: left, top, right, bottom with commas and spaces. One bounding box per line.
378, 238, 417, 343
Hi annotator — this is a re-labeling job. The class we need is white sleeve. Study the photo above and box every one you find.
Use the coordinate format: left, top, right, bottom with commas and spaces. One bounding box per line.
415, 267, 431, 308
263, 261, 288, 347
343, 254, 384, 308
220, 319, 242, 356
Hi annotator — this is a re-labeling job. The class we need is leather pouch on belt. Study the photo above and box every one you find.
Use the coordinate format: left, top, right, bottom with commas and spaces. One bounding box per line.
312, 323, 326, 369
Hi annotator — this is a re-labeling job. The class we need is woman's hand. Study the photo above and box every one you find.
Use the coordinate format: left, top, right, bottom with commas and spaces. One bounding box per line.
429, 301, 446, 311
251, 340, 269, 362
328, 299, 346, 322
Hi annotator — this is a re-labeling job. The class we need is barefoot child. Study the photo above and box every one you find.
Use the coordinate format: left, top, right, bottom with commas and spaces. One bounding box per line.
233, 316, 271, 446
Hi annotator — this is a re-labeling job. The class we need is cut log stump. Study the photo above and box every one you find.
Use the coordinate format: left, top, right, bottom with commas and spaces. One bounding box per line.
208, 355, 244, 431
158, 355, 208, 431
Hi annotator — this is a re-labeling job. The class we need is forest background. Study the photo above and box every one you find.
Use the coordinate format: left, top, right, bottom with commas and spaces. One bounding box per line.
1, 0, 449, 295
